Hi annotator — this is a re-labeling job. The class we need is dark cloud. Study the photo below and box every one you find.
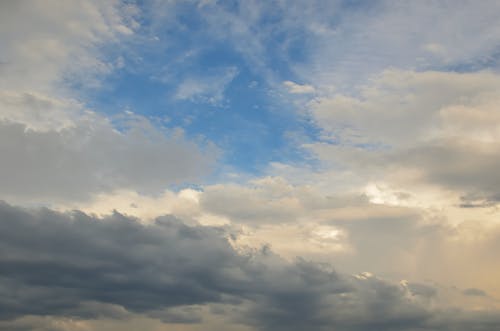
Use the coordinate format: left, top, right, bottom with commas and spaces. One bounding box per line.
0, 201, 241, 320
406, 282, 438, 298
0, 202, 499, 331
463, 288, 487, 297
393, 139, 500, 206
148, 305, 204, 324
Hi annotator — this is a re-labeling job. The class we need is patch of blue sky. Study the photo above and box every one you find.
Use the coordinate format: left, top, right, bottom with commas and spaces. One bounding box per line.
73, 3, 321, 177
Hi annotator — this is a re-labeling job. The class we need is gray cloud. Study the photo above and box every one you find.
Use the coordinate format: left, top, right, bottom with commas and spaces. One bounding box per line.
463, 288, 487, 297
0, 119, 214, 202
0, 201, 244, 320
392, 139, 500, 206
306, 70, 500, 207
1, 202, 499, 331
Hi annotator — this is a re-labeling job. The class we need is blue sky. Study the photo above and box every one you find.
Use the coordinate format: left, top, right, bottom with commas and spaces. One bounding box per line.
75, 1, 322, 175
63, 0, 500, 178
70, 0, 394, 177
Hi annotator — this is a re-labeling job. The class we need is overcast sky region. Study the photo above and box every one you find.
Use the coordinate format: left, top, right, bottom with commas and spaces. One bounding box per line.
2, 1, 500, 330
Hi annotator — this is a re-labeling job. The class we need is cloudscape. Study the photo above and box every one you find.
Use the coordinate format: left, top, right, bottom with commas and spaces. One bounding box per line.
1, 1, 500, 330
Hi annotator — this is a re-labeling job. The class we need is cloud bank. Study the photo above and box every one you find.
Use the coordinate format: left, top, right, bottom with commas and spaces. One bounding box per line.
1, 202, 499, 331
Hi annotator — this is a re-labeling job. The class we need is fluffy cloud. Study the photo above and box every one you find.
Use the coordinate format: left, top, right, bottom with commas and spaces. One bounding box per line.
306, 70, 500, 207
1, 202, 499, 331
310, 70, 500, 146
63, 175, 500, 302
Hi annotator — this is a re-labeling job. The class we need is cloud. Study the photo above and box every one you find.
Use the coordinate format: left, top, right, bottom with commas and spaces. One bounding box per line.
0, 91, 78, 131
390, 139, 500, 205
69, 175, 500, 303
0, 202, 242, 320
199, 178, 304, 224
309, 70, 500, 146
0, 1, 218, 205
2, 2, 500, 330
0, 315, 93, 331
0, 116, 215, 203
0, 0, 137, 93
463, 288, 487, 297
145, 1, 500, 95
148, 305, 204, 324
0, 202, 499, 330
1, 202, 500, 330
305, 70, 500, 208
291, 1, 500, 89
283, 81, 315, 94
179, 176, 500, 305
174, 67, 238, 105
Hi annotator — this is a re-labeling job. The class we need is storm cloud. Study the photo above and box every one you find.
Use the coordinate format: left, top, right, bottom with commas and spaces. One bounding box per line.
1, 202, 499, 331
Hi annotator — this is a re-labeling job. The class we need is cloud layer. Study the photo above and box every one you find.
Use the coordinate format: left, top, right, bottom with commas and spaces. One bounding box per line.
1, 202, 499, 331
2, 1, 500, 330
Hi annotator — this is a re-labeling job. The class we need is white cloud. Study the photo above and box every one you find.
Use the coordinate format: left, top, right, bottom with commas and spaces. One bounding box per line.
0, 91, 79, 131
62, 174, 500, 305
0, 1, 218, 206
292, 1, 500, 89
174, 67, 238, 105
283, 81, 315, 94
0, 0, 138, 93
310, 70, 500, 146
303, 70, 500, 209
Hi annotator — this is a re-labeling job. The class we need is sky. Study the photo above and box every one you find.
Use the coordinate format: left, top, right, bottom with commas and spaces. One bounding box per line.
2, 1, 500, 330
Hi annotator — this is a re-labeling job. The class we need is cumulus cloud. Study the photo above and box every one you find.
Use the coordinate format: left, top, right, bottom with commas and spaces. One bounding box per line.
1, 202, 500, 331
305, 70, 500, 208
310, 70, 500, 146
168, 176, 500, 304
66, 175, 500, 302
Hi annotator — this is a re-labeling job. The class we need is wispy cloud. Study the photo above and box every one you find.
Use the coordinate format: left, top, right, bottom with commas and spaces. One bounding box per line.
174, 66, 238, 105
283, 80, 315, 94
